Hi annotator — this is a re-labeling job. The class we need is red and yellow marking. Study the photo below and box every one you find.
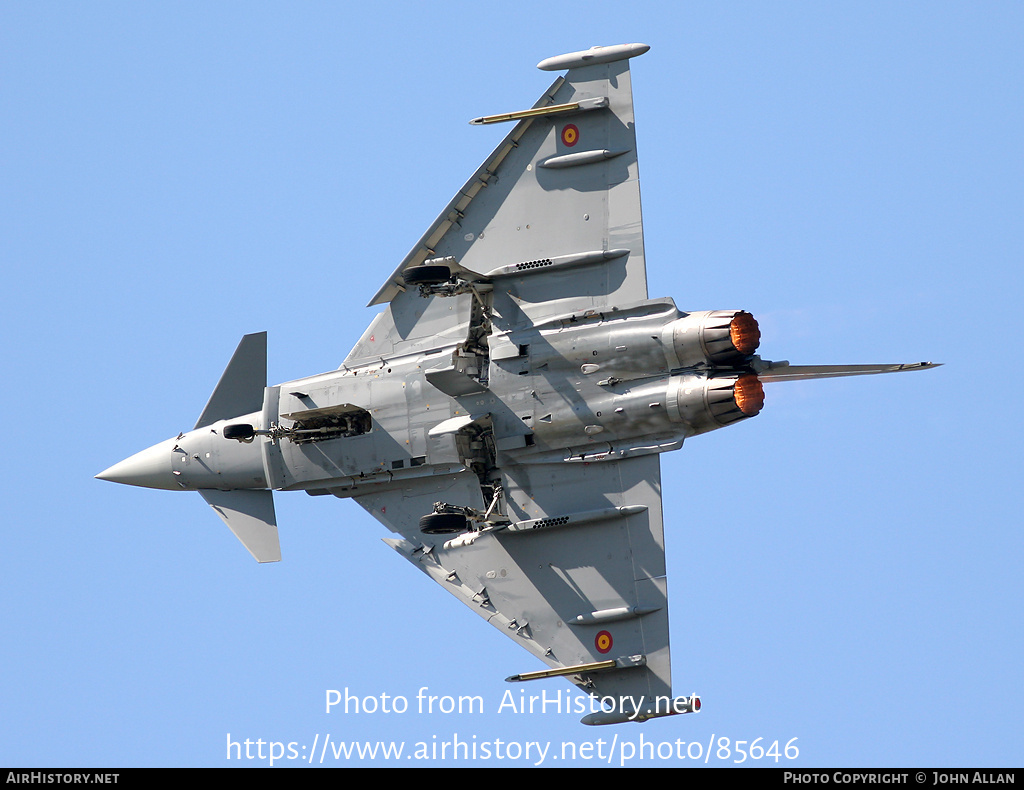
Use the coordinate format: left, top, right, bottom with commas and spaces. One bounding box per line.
595, 630, 613, 654
561, 123, 579, 147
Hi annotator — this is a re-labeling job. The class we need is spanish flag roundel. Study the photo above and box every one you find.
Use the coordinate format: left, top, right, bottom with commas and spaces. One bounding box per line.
561, 123, 579, 147
595, 630, 613, 654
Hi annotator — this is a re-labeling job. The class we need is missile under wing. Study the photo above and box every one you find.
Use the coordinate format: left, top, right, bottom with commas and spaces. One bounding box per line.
97, 44, 937, 725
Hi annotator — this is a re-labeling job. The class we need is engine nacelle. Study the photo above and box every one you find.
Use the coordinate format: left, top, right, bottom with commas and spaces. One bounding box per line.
664, 310, 761, 369
671, 372, 765, 436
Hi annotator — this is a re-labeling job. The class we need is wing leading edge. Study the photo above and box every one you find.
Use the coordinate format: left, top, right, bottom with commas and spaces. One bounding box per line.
347, 43, 651, 366
360, 453, 678, 722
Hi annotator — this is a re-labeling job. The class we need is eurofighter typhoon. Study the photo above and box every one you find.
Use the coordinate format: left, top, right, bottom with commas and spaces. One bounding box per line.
97, 44, 937, 726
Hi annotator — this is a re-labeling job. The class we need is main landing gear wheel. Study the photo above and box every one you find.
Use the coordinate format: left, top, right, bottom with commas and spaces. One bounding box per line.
402, 265, 452, 286
419, 513, 468, 535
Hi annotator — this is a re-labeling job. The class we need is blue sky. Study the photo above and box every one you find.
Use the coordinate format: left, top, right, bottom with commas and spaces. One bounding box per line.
2, 1, 1022, 767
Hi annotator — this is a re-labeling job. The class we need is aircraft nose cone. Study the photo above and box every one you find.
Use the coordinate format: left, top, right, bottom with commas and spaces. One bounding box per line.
96, 437, 180, 491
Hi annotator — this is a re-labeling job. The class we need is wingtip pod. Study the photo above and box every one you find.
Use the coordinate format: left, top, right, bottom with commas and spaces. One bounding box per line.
537, 43, 651, 72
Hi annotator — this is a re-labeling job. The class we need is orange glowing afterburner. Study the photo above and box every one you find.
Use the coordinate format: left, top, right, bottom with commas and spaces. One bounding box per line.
734, 373, 765, 417
730, 311, 761, 356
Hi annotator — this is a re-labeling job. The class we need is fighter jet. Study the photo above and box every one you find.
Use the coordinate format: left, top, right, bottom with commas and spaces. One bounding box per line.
97, 43, 937, 726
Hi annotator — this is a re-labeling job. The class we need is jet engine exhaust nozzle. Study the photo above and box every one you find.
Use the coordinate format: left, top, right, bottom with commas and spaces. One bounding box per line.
667, 310, 761, 369
673, 371, 765, 435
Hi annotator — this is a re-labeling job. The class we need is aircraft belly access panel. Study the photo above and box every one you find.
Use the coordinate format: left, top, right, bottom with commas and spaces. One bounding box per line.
96, 43, 939, 727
